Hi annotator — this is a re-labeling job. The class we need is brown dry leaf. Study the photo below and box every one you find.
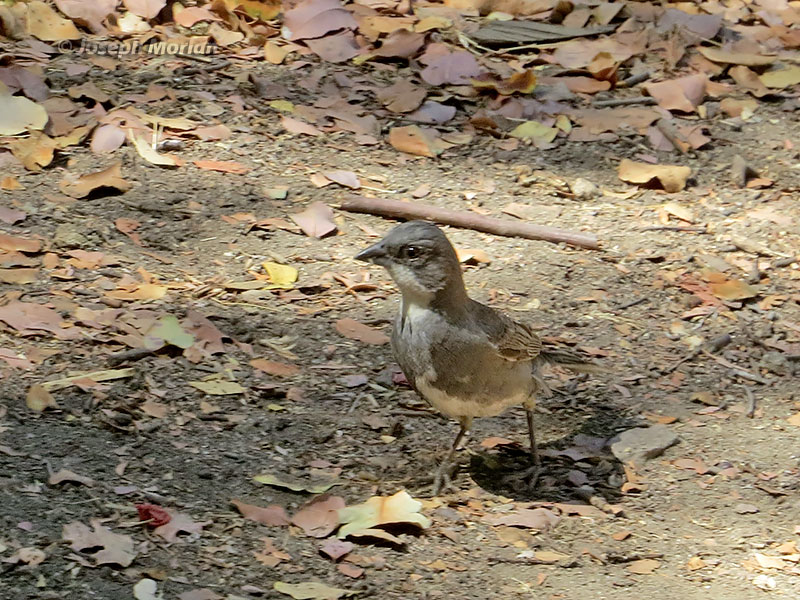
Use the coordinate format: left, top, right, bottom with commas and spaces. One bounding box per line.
708, 278, 759, 301
663, 202, 694, 223
472, 70, 537, 96
153, 508, 208, 542
377, 80, 427, 114
0, 301, 79, 339
626, 558, 660, 574
338, 490, 430, 539
91, 124, 126, 153
281, 116, 323, 136
231, 499, 291, 526
291, 202, 337, 238
419, 43, 483, 85
273, 581, 355, 600
487, 508, 560, 531
0, 176, 24, 191
140, 399, 169, 418
25, 1, 81, 41
787, 413, 800, 427
456, 248, 492, 264
0, 233, 41, 253
250, 359, 301, 377
8, 132, 57, 171
618, 159, 691, 193
62, 520, 137, 567
319, 539, 355, 561
337, 563, 364, 578
193, 160, 250, 174
645, 74, 706, 113
292, 494, 346, 538
282, 0, 357, 41
26, 384, 58, 412
122, 0, 167, 20
687, 556, 707, 571
106, 283, 167, 301
59, 162, 133, 198
54, 0, 116, 33
698, 47, 775, 66
322, 170, 360, 189
389, 125, 443, 157
0, 349, 33, 370
335, 318, 389, 345
729, 66, 771, 98
48, 469, 94, 486
305, 31, 360, 63
264, 40, 292, 64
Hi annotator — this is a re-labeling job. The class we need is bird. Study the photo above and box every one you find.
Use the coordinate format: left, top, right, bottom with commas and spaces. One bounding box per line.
354, 220, 601, 495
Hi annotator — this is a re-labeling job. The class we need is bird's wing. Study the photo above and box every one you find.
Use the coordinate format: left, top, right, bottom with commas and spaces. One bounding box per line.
492, 315, 543, 362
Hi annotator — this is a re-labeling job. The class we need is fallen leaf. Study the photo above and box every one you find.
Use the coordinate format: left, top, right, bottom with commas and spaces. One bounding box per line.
48, 469, 94, 486
123, 0, 167, 20
152, 508, 208, 542
133, 579, 158, 600
338, 490, 430, 540
250, 359, 300, 377
59, 162, 132, 199
193, 160, 250, 174
0, 90, 48, 135
389, 125, 444, 157
188, 380, 246, 395
263, 261, 298, 288
231, 499, 290, 526
292, 202, 337, 238
273, 581, 356, 600
26, 1, 81, 41
62, 519, 137, 566
0, 234, 41, 253
487, 508, 560, 531
759, 64, 800, 89
292, 494, 346, 538
419, 44, 482, 85
136, 504, 171, 527
708, 279, 759, 301
26, 384, 57, 412
618, 159, 691, 193
626, 558, 660, 574
319, 539, 355, 561
253, 473, 338, 494
698, 47, 775, 66
335, 319, 389, 345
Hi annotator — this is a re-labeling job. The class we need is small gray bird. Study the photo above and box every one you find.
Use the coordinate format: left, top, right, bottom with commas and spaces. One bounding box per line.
355, 221, 601, 494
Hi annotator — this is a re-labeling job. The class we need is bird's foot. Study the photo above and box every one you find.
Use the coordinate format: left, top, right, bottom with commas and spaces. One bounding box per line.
431, 462, 459, 497
501, 463, 542, 493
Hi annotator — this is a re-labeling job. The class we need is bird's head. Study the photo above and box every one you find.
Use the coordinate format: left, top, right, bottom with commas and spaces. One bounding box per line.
354, 221, 465, 300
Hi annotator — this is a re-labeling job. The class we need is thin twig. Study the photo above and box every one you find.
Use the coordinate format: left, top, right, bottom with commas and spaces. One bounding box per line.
593, 96, 657, 108
743, 386, 757, 418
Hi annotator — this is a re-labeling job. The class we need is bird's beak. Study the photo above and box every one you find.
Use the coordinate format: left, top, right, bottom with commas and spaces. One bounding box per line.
354, 241, 388, 265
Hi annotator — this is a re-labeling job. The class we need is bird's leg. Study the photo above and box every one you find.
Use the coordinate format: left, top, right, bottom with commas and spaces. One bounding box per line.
519, 406, 541, 488
431, 419, 470, 496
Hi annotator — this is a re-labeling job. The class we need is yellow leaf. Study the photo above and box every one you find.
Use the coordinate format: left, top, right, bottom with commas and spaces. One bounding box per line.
26, 384, 57, 412
188, 380, 246, 395
708, 279, 759, 301
759, 65, 800, 89
263, 261, 297, 288
509, 121, 558, 144
269, 99, 295, 112
338, 490, 430, 539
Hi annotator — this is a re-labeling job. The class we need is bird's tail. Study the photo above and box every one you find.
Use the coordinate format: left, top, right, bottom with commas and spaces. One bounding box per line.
539, 343, 604, 374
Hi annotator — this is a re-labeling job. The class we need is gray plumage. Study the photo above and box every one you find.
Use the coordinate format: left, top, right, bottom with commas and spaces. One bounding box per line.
355, 221, 600, 493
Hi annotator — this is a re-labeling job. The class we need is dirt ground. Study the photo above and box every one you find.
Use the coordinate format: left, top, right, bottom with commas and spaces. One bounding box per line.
2, 53, 800, 600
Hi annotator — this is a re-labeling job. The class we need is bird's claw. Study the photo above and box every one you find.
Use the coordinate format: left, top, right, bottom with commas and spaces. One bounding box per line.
431, 463, 458, 496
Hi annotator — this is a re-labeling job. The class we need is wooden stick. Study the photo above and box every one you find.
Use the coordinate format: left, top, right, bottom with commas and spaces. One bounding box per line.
338, 196, 600, 250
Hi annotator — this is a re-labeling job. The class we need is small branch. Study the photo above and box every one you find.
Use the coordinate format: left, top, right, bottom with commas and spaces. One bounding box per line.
743, 386, 757, 418
593, 96, 657, 108
338, 196, 600, 250
642, 226, 708, 233
617, 71, 651, 88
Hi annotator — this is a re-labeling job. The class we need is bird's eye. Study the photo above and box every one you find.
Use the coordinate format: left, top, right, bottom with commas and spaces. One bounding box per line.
404, 245, 421, 259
